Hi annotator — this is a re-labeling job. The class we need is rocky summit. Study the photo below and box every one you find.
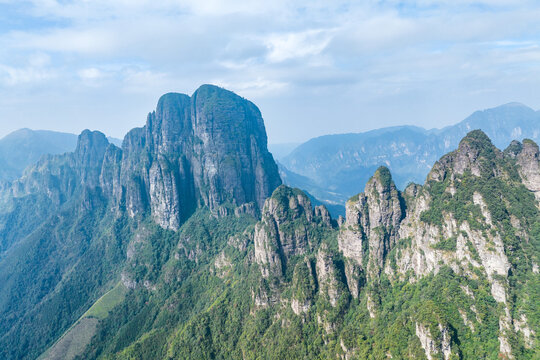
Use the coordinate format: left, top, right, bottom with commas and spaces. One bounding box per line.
279, 103, 540, 211
3, 85, 281, 232
0, 87, 538, 360
120, 85, 281, 229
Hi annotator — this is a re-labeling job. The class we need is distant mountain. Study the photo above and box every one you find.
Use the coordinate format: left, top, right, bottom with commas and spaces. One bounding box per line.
0, 128, 122, 183
281, 102, 540, 206
0, 87, 538, 359
0, 129, 78, 182
106, 136, 123, 147
268, 142, 301, 160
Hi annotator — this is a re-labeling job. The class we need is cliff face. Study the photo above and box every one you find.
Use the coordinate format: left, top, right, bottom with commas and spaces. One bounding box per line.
254, 185, 332, 279
2, 93, 539, 360
335, 130, 540, 358
245, 131, 538, 359
117, 85, 281, 229
4, 85, 281, 232
515, 139, 540, 200
0, 85, 282, 360
338, 166, 404, 283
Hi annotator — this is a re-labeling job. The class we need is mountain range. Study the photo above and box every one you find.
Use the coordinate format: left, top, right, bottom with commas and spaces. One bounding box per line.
278, 102, 540, 214
0, 129, 122, 183
0, 86, 538, 359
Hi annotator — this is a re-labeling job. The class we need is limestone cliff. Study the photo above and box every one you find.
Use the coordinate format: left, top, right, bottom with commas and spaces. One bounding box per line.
254, 185, 332, 278
3, 85, 281, 232
336, 130, 539, 356
116, 85, 281, 229
338, 166, 404, 282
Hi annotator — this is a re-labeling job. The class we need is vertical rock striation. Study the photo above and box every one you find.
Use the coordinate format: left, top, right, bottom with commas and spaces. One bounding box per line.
9, 85, 282, 231
114, 85, 281, 229
338, 166, 404, 282
254, 185, 329, 278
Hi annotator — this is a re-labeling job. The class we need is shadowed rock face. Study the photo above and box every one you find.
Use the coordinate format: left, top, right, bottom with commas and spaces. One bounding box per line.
515, 140, 540, 200
254, 185, 334, 279
5, 85, 282, 231
428, 129, 502, 181
116, 85, 281, 229
338, 166, 404, 280
75, 130, 110, 188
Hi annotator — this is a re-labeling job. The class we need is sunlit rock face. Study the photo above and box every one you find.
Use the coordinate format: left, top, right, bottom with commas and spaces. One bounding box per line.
115, 85, 282, 229
338, 166, 404, 281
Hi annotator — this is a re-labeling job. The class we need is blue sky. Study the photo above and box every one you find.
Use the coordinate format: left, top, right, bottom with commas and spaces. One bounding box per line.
0, 0, 539, 143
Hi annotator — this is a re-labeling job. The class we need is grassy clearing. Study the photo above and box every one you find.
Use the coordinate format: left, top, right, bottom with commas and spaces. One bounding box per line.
39, 282, 127, 360
83, 282, 127, 320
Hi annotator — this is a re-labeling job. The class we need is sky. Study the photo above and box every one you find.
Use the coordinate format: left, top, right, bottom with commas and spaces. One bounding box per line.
0, 1, 540, 144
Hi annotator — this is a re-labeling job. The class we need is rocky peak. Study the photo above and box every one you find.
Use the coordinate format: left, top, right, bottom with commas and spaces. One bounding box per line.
514, 139, 540, 200
339, 166, 404, 280
456, 129, 499, 160
363, 167, 405, 277
254, 186, 332, 278
502, 138, 540, 200
75, 131, 112, 189
262, 185, 313, 225
5, 86, 281, 232
364, 167, 403, 229
74, 130, 109, 168
114, 85, 281, 230
147, 92, 192, 153
16, 130, 110, 195
429, 130, 501, 180
190, 84, 280, 211
503, 140, 523, 158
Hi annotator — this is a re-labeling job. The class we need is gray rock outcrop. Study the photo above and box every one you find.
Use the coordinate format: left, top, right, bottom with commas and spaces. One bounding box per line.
5, 85, 282, 232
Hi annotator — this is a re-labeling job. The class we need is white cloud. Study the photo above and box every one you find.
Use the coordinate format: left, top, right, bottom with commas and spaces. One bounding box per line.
0, 53, 55, 86
78, 67, 104, 80
120, 67, 169, 94
7, 27, 120, 54
0, 0, 540, 141
0, 64, 55, 86
216, 77, 289, 98
265, 29, 334, 63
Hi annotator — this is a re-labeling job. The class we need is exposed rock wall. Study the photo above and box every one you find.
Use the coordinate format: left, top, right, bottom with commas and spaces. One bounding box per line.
336, 131, 540, 357
5, 85, 282, 231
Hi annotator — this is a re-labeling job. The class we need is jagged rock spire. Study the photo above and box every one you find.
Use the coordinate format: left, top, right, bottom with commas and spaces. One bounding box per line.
338, 166, 405, 286
118, 85, 282, 229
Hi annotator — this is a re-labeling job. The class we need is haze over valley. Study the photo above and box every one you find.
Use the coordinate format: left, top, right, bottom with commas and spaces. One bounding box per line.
1, 1, 539, 359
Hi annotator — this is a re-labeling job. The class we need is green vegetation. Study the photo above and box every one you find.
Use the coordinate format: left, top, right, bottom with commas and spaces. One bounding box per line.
431, 236, 457, 251
2, 129, 540, 360
374, 166, 393, 189
84, 283, 128, 320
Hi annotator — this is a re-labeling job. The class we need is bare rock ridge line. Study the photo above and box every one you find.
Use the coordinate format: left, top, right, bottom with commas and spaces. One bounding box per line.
278, 102, 540, 214
1, 82, 539, 359
252, 129, 539, 358
6, 84, 282, 231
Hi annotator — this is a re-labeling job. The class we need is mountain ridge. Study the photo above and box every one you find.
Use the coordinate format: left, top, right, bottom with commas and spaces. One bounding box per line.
0, 84, 281, 359
0, 87, 538, 359
280, 102, 540, 213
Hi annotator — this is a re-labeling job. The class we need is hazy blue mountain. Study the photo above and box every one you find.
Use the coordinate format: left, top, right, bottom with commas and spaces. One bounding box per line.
281, 102, 540, 205
0, 129, 78, 182
0, 128, 123, 183
106, 136, 123, 147
268, 142, 301, 160
277, 161, 345, 216
0, 87, 538, 359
